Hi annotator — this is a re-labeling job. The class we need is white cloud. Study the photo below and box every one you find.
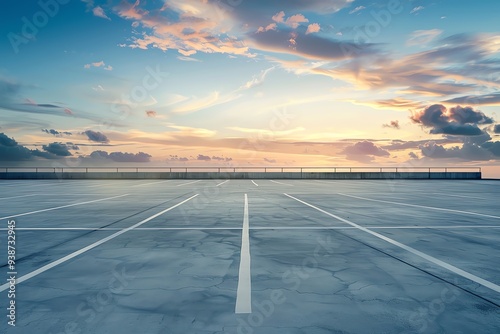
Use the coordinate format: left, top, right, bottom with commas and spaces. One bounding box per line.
306, 23, 321, 34
410, 6, 424, 14
92, 6, 111, 20
349, 6, 366, 14
407, 29, 443, 46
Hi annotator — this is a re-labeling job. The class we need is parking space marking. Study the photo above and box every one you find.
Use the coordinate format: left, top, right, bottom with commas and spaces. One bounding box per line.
338, 193, 500, 219
0, 194, 199, 292
285, 193, 500, 294
270, 180, 293, 186
0, 194, 130, 220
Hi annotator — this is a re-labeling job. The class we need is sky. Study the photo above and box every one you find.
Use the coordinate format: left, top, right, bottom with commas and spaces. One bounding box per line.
1, 0, 500, 176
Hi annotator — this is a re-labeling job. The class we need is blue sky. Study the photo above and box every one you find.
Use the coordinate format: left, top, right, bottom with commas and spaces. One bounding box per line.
1, 0, 500, 174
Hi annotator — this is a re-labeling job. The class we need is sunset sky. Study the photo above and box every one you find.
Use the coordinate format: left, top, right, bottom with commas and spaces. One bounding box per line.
1, 0, 499, 175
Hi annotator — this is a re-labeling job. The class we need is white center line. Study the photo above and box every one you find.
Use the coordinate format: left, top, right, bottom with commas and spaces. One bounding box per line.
338, 193, 500, 219
131, 180, 172, 187
251, 180, 258, 187
0, 194, 199, 292
270, 180, 293, 186
285, 193, 500, 294
216, 180, 229, 187
176, 180, 202, 187
0, 194, 130, 220
236, 193, 252, 314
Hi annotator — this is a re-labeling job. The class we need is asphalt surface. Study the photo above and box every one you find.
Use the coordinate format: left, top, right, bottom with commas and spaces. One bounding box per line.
0, 179, 499, 334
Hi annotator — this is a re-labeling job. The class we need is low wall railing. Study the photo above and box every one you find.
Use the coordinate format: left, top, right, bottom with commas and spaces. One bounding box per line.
0, 167, 482, 173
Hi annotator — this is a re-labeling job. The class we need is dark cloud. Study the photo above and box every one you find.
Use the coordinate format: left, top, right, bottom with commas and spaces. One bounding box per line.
383, 120, 400, 129
420, 141, 500, 161
264, 157, 276, 163
408, 152, 418, 159
411, 104, 494, 136
0, 133, 33, 161
84, 130, 109, 143
494, 124, 500, 134
383, 138, 458, 151
89, 150, 152, 162
249, 29, 377, 60
211, 156, 232, 161
42, 129, 73, 136
146, 110, 157, 118
0, 133, 71, 161
197, 154, 211, 161
42, 143, 73, 157
342, 140, 390, 162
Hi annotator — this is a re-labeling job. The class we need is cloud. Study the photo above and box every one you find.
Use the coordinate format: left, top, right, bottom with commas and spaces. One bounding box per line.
88, 150, 152, 162
349, 6, 366, 14
495, 124, 500, 134
42, 142, 73, 156
407, 29, 443, 46
0, 133, 74, 161
84, 61, 112, 70
177, 56, 202, 62
250, 29, 377, 60
445, 92, 500, 106
342, 140, 390, 162
257, 23, 277, 33
306, 23, 321, 35
197, 154, 211, 161
170, 91, 241, 114
409, 152, 419, 159
410, 6, 424, 14
42, 129, 73, 136
145, 110, 157, 118
93, 6, 111, 20
383, 120, 400, 129
272, 11, 285, 23
212, 156, 232, 161
84, 130, 110, 143
410, 104, 494, 136
239, 67, 274, 90
420, 141, 500, 161
264, 157, 276, 163
285, 14, 309, 29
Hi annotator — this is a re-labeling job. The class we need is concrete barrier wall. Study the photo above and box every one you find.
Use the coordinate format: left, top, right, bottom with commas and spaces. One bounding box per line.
0, 171, 482, 180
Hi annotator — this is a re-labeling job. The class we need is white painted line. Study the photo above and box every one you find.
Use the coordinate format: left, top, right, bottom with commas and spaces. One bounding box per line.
0, 194, 199, 292
0, 194, 130, 220
285, 193, 500, 294
338, 193, 500, 219
236, 193, 252, 314
270, 180, 293, 186
5, 225, 500, 231
432, 193, 487, 200
0, 194, 37, 200
251, 180, 258, 187
216, 180, 229, 187
131, 180, 172, 187
176, 180, 202, 187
